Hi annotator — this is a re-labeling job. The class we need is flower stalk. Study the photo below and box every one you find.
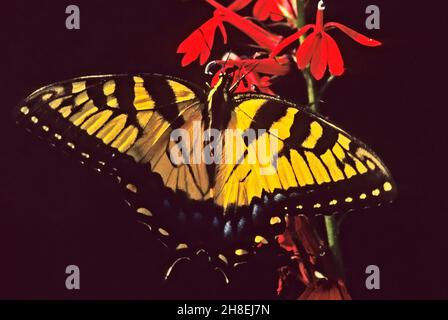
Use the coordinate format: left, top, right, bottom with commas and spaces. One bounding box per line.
325, 215, 345, 281
296, 0, 344, 281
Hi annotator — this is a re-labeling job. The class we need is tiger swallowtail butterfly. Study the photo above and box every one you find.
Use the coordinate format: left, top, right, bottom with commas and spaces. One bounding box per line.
15, 72, 396, 278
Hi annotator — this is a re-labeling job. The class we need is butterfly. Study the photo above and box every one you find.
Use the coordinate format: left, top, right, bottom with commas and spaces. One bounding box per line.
15, 72, 396, 276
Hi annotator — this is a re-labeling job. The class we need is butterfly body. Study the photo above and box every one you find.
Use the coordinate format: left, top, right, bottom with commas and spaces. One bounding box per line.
16, 73, 396, 270
205, 73, 233, 132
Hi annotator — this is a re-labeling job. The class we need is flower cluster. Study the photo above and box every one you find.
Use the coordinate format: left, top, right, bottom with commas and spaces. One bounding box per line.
276, 215, 351, 300
177, 0, 381, 94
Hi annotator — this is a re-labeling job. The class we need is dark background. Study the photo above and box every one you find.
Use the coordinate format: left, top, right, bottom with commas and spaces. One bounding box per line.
0, 0, 446, 299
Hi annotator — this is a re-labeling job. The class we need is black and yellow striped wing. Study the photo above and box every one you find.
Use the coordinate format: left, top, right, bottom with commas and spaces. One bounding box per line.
16, 73, 217, 198
214, 93, 396, 215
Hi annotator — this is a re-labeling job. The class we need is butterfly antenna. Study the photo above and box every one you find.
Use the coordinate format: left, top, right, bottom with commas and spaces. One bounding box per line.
205, 51, 234, 77
221, 51, 233, 74
205, 61, 219, 75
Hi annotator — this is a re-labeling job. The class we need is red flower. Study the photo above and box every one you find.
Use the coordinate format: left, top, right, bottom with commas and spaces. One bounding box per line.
276, 215, 351, 300
271, 1, 381, 80
209, 0, 282, 50
177, 17, 227, 67
177, 0, 282, 66
299, 280, 351, 300
253, 0, 297, 22
210, 53, 290, 94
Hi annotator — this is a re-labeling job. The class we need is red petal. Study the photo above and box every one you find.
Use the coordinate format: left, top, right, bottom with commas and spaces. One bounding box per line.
200, 22, 218, 65
315, 7, 324, 32
216, 56, 290, 76
228, 0, 252, 11
270, 12, 285, 22
177, 34, 201, 67
310, 35, 328, 80
270, 24, 314, 57
199, 44, 211, 65
295, 32, 317, 70
325, 33, 344, 76
253, 0, 284, 22
180, 51, 196, 67
217, 20, 228, 44
246, 72, 275, 94
208, 0, 282, 51
299, 280, 352, 300
177, 18, 220, 66
177, 30, 197, 54
325, 22, 382, 46
253, 0, 270, 21
255, 56, 290, 75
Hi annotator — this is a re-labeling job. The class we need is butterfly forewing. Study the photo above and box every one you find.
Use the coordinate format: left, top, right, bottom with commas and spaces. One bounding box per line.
213, 93, 396, 215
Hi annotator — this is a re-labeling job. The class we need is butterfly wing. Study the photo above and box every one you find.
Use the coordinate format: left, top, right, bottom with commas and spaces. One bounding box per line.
17, 74, 220, 239
16, 73, 214, 196
214, 93, 396, 216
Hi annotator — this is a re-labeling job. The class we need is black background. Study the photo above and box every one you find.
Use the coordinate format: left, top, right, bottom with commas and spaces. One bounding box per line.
0, 0, 446, 299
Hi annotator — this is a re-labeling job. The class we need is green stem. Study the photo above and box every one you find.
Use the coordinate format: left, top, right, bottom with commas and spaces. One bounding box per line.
304, 72, 316, 110
325, 215, 344, 280
296, 0, 344, 280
